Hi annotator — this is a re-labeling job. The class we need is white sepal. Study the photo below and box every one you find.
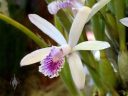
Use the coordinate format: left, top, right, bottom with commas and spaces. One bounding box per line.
87, 0, 110, 21
120, 18, 128, 27
20, 47, 51, 66
67, 52, 85, 89
68, 6, 91, 47
72, 41, 110, 51
28, 14, 67, 45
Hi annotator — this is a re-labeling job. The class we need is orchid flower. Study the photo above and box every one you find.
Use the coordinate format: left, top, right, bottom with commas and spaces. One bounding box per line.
20, 7, 110, 89
48, 0, 110, 15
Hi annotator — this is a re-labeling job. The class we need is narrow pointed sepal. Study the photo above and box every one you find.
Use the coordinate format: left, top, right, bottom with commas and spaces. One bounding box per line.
72, 41, 110, 51
28, 14, 67, 45
68, 6, 91, 47
20, 47, 51, 66
118, 52, 128, 88
67, 52, 85, 89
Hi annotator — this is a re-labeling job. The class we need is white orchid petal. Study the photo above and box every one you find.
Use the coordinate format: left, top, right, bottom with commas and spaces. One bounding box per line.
28, 14, 67, 45
73, 41, 110, 51
87, 0, 110, 21
20, 47, 51, 66
68, 6, 91, 47
120, 18, 128, 27
67, 52, 85, 89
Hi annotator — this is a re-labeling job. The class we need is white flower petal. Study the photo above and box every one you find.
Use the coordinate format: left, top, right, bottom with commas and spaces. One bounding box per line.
120, 18, 128, 27
87, 0, 110, 21
28, 14, 67, 45
20, 47, 51, 66
68, 6, 91, 47
67, 52, 85, 89
72, 41, 110, 51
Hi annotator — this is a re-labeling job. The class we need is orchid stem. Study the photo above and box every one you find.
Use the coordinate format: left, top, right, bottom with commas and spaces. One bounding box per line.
0, 14, 46, 48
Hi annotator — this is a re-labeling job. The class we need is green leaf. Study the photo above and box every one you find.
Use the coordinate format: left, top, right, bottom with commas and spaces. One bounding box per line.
99, 51, 117, 91
118, 52, 128, 88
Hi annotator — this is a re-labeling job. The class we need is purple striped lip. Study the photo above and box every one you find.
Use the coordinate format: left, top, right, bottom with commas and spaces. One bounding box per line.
39, 46, 65, 78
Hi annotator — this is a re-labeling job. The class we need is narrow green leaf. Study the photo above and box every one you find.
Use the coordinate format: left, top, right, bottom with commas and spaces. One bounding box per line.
99, 51, 117, 91
113, 0, 126, 51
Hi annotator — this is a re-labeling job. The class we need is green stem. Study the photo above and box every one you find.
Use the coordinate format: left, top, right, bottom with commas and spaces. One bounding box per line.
113, 0, 126, 51
0, 14, 47, 47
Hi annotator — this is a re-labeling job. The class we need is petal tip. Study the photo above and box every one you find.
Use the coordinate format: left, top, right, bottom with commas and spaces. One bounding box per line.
120, 18, 128, 27
20, 59, 27, 67
28, 14, 36, 21
105, 42, 110, 48
20, 58, 36, 67
20, 57, 32, 67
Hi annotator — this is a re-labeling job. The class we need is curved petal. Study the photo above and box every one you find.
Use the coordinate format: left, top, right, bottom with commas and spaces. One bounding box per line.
68, 6, 91, 47
67, 52, 85, 89
120, 18, 128, 27
20, 47, 51, 66
28, 14, 67, 45
87, 0, 110, 21
72, 41, 110, 51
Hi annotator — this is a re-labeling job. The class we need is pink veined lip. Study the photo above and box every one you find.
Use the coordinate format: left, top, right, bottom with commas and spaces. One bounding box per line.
39, 46, 65, 78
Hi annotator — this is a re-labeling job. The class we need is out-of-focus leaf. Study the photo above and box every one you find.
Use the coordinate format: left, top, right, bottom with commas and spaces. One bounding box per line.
99, 51, 117, 91
118, 52, 128, 88
113, 0, 126, 51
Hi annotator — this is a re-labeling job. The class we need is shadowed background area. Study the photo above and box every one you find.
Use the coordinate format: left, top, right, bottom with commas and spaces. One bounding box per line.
0, 0, 70, 96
